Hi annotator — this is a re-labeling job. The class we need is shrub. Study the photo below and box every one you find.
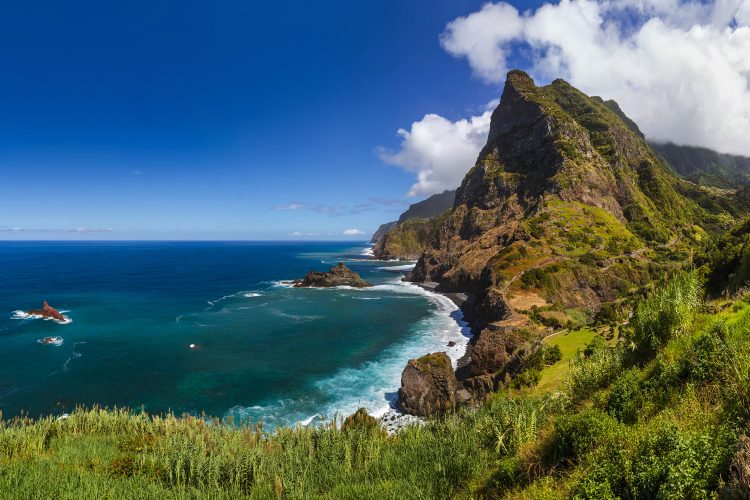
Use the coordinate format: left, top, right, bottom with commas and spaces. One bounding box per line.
342, 408, 381, 434
583, 335, 606, 358
683, 322, 733, 383
606, 368, 642, 424
566, 346, 623, 402
630, 270, 702, 355
543, 345, 563, 365
553, 409, 618, 462
631, 422, 736, 499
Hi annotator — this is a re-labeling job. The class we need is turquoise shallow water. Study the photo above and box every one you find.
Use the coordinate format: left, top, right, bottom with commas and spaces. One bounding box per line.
0, 241, 469, 427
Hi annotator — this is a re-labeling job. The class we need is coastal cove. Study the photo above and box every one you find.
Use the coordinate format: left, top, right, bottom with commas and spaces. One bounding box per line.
0, 241, 470, 427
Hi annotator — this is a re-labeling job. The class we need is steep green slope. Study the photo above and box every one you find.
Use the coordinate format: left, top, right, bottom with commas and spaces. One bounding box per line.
372, 211, 449, 260
396, 189, 456, 223
412, 71, 731, 332
371, 190, 455, 259
652, 142, 750, 188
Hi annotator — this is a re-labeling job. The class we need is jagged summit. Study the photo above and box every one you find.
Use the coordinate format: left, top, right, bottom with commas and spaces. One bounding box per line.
411, 70, 713, 330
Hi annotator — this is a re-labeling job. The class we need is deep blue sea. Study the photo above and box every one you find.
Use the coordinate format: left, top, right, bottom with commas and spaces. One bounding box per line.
0, 241, 469, 427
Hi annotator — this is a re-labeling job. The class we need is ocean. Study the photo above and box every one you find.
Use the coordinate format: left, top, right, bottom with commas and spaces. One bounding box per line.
0, 241, 469, 427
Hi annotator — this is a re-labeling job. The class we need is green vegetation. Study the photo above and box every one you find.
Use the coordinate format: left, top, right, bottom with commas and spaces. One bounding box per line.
373, 210, 449, 260
6, 271, 750, 498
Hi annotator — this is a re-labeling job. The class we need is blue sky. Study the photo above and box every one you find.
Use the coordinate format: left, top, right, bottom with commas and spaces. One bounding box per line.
4, 0, 748, 240
0, 0, 534, 240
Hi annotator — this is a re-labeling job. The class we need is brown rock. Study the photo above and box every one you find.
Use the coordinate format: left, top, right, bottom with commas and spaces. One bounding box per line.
293, 262, 372, 288
27, 301, 65, 322
397, 352, 458, 416
459, 328, 523, 379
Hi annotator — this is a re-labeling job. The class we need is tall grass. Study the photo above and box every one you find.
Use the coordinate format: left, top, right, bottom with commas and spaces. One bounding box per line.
630, 270, 702, 354
565, 346, 623, 402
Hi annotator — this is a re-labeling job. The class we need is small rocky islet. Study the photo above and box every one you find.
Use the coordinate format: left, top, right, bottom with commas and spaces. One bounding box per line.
293, 262, 372, 288
26, 301, 66, 322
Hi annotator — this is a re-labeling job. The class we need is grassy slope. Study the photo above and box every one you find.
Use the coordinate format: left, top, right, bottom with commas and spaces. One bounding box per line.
535, 328, 599, 393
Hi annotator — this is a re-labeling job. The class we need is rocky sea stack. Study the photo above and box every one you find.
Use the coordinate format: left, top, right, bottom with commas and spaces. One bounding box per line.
398, 352, 466, 417
294, 262, 372, 288
26, 301, 65, 322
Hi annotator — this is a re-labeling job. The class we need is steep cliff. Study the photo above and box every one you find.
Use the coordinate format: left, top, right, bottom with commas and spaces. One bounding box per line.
370, 221, 397, 244
371, 190, 456, 259
372, 211, 450, 260
411, 71, 712, 330
652, 142, 750, 188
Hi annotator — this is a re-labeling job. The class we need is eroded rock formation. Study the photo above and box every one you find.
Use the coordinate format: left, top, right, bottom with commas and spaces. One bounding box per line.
294, 263, 372, 288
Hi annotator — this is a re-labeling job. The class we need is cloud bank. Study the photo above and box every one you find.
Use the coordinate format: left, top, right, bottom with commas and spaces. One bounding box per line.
378, 108, 493, 197
380, 0, 750, 197
440, 0, 750, 156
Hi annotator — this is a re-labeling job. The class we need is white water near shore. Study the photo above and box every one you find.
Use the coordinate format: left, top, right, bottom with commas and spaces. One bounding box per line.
261, 256, 471, 429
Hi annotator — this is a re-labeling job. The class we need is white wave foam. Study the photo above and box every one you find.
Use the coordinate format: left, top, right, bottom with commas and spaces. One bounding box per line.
377, 264, 416, 272
271, 310, 323, 322
227, 277, 471, 428
37, 336, 63, 346
361, 245, 375, 257
243, 292, 263, 298
12, 310, 72, 324
63, 341, 86, 370
269, 280, 295, 288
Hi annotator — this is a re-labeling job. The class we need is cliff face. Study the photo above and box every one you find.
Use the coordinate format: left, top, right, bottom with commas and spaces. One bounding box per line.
372, 211, 449, 260
652, 142, 750, 188
370, 221, 397, 244
397, 190, 456, 224
371, 191, 456, 259
411, 71, 706, 330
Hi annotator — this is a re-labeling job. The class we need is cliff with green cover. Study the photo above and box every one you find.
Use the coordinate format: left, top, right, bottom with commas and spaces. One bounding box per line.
411, 70, 733, 331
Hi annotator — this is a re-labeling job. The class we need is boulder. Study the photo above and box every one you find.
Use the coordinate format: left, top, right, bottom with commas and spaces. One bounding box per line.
27, 301, 65, 322
293, 263, 372, 288
397, 352, 458, 416
458, 328, 523, 379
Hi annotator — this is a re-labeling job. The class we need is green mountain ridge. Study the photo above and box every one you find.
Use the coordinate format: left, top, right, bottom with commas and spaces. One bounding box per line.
411, 70, 724, 331
371, 189, 456, 259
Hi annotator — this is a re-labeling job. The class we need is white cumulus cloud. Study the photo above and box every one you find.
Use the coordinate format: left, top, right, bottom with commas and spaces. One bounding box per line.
437, 0, 750, 156
343, 228, 365, 235
378, 108, 493, 196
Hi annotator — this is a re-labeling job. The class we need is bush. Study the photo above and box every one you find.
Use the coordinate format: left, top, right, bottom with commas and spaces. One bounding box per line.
630, 270, 702, 355
606, 368, 642, 424
572, 421, 736, 499
342, 408, 381, 434
566, 346, 623, 402
553, 409, 618, 462
543, 345, 563, 365
683, 323, 733, 383
583, 335, 606, 358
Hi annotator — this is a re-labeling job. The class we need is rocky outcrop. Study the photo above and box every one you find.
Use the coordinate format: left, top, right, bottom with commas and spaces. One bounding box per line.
294, 263, 372, 288
27, 301, 65, 322
397, 352, 458, 416
458, 328, 523, 379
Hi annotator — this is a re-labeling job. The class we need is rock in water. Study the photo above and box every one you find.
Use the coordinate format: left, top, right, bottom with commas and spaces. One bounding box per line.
293, 262, 372, 288
27, 301, 66, 322
398, 352, 458, 416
